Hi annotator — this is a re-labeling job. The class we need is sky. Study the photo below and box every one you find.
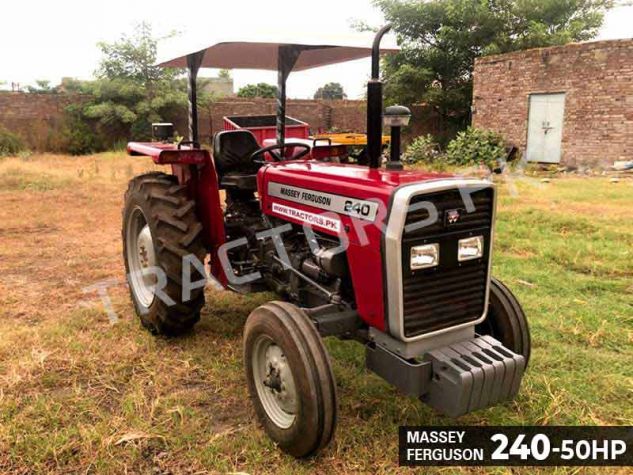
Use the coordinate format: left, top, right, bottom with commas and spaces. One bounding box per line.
1, 0, 632, 99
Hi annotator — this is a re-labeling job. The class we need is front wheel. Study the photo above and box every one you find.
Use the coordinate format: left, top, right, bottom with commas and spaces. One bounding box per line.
244, 301, 337, 457
477, 277, 531, 366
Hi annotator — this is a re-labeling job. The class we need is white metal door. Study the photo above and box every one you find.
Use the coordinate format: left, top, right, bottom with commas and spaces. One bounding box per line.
526, 93, 565, 163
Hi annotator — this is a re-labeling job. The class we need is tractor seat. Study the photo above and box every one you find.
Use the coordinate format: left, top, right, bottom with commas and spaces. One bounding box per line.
213, 130, 261, 190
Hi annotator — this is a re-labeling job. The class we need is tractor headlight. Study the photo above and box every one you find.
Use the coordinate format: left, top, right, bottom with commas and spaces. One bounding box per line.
458, 235, 484, 262
410, 243, 439, 270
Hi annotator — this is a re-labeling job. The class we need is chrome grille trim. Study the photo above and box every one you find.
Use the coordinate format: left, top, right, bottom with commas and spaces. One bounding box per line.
384, 178, 497, 342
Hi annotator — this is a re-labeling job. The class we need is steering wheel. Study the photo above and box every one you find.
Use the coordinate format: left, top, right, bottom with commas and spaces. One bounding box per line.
250, 143, 311, 164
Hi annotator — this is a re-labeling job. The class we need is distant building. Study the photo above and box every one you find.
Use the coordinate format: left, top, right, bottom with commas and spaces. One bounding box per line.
472, 39, 633, 168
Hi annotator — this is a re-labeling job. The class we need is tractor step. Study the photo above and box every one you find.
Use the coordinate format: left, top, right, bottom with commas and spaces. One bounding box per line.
366, 335, 526, 417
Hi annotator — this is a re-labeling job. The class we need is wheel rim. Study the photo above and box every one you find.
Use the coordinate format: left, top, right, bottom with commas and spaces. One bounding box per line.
252, 335, 298, 429
126, 207, 157, 309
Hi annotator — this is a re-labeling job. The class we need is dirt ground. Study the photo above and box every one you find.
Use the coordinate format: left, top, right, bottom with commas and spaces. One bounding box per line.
0, 153, 631, 474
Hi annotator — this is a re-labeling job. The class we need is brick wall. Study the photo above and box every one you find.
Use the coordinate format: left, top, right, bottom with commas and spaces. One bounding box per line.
0, 93, 437, 151
189, 99, 438, 144
0, 93, 91, 151
472, 39, 633, 167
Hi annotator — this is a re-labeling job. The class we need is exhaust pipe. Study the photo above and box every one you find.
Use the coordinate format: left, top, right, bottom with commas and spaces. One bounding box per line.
367, 24, 392, 169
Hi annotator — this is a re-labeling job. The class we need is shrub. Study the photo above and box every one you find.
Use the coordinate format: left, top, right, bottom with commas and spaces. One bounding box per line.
445, 127, 506, 169
402, 134, 442, 167
237, 83, 278, 98
59, 105, 104, 155
61, 125, 102, 156
0, 128, 25, 157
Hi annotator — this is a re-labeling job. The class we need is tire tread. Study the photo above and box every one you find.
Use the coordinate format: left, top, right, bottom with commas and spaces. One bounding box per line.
122, 172, 206, 336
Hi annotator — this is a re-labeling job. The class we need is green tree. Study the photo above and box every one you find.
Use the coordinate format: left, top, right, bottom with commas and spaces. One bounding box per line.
218, 69, 232, 80
95, 22, 174, 85
314, 82, 347, 100
66, 22, 187, 153
375, 0, 614, 135
26, 79, 56, 94
237, 83, 278, 98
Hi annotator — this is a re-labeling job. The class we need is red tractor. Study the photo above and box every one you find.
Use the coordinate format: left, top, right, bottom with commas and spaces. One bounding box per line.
123, 26, 530, 457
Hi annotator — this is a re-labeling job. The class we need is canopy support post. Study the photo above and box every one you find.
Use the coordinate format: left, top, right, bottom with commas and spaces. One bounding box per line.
187, 51, 205, 146
276, 46, 301, 148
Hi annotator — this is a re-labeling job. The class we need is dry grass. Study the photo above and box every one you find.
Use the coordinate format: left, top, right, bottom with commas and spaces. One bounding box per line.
0, 153, 631, 474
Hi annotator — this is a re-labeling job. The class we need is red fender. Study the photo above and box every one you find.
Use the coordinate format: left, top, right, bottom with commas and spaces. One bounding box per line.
128, 142, 228, 287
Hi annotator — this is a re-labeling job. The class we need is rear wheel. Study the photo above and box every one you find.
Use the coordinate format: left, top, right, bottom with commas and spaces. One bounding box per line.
122, 172, 206, 335
244, 301, 337, 457
477, 277, 531, 366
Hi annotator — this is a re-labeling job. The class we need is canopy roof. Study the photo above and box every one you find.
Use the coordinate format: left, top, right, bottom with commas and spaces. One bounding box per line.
157, 30, 399, 71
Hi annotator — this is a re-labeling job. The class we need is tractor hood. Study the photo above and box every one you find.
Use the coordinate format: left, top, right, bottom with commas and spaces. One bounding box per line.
257, 160, 481, 241
259, 161, 456, 209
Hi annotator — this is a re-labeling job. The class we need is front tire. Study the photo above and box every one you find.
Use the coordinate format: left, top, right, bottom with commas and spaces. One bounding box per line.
122, 172, 206, 335
244, 302, 337, 457
477, 277, 531, 366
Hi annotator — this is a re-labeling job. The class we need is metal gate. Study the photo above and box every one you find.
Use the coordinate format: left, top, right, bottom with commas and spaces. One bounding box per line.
526, 93, 566, 163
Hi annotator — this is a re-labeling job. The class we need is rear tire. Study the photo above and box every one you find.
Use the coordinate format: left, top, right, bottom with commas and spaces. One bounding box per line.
244, 301, 337, 457
477, 277, 531, 366
122, 172, 206, 335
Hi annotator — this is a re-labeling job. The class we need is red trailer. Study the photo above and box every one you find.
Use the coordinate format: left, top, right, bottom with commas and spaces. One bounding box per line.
223, 115, 310, 145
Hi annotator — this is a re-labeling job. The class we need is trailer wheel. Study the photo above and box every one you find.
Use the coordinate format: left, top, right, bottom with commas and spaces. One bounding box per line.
477, 277, 531, 366
244, 301, 337, 457
122, 172, 206, 335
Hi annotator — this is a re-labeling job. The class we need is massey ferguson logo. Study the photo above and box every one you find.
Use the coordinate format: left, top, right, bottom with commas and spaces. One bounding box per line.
445, 209, 462, 226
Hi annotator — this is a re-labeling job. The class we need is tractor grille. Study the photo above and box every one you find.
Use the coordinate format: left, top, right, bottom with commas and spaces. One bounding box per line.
401, 188, 494, 338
